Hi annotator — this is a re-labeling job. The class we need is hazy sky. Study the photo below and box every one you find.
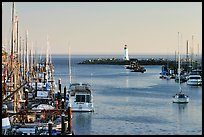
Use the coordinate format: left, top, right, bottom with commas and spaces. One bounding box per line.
2, 2, 202, 56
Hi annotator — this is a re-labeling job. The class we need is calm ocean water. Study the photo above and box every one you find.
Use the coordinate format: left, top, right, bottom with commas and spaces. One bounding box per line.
52, 55, 202, 135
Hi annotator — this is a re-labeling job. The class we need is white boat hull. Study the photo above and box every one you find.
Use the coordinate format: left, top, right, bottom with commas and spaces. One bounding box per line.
172, 96, 189, 103
71, 107, 94, 112
187, 79, 202, 86
187, 75, 202, 86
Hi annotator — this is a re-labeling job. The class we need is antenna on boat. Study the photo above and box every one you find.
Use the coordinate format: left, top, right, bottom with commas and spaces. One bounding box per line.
68, 43, 72, 85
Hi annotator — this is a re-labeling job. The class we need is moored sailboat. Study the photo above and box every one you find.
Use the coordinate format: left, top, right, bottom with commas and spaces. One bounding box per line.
172, 32, 189, 103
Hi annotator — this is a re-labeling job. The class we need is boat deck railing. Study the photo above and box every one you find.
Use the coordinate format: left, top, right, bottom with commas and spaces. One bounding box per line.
69, 83, 92, 92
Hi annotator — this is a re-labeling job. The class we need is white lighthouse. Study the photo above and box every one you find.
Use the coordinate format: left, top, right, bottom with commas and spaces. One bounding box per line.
123, 45, 129, 60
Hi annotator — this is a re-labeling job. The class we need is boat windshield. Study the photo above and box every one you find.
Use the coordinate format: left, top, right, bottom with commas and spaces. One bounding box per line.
76, 95, 91, 103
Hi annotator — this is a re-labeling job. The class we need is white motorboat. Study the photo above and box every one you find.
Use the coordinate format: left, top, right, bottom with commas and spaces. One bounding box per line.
187, 75, 202, 86
67, 83, 94, 112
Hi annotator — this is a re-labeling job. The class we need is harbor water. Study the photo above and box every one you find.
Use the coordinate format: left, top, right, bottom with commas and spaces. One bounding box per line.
52, 55, 202, 135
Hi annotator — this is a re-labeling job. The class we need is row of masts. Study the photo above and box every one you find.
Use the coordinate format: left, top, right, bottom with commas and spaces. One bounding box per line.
2, 3, 74, 135
174, 33, 202, 73
2, 2, 51, 114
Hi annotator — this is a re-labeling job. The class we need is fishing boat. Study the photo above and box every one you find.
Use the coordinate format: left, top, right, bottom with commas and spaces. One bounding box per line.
131, 65, 146, 73
126, 59, 146, 73
66, 47, 94, 112
172, 32, 189, 103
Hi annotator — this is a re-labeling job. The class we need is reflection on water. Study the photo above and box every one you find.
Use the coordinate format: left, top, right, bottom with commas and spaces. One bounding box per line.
174, 103, 188, 114
172, 103, 188, 135
125, 76, 129, 88
72, 112, 93, 135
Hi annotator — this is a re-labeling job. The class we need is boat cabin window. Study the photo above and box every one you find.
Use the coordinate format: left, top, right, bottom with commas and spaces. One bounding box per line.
179, 94, 185, 98
86, 95, 90, 103
76, 95, 90, 103
76, 95, 84, 102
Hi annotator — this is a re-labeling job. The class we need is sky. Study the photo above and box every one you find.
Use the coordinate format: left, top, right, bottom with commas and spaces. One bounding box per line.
2, 2, 202, 56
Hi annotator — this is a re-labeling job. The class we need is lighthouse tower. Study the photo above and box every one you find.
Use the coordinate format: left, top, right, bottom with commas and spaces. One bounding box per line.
123, 45, 129, 60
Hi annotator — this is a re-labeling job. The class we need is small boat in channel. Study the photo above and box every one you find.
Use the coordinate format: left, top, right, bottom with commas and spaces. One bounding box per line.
172, 32, 189, 104
172, 91, 189, 103
125, 59, 146, 73
131, 65, 146, 73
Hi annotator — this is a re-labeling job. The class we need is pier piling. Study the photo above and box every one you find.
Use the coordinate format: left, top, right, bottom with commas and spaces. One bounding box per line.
48, 119, 52, 135
58, 79, 61, 95
64, 86, 66, 107
35, 81, 37, 97
68, 103, 72, 133
61, 112, 65, 134
62, 99, 64, 112
25, 88, 28, 107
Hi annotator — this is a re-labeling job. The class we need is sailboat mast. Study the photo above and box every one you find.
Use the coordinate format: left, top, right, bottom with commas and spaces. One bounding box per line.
9, 2, 15, 77
49, 50, 52, 64
11, 2, 15, 59
29, 49, 32, 82
23, 39, 25, 80
186, 40, 189, 72
46, 36, 49, 65
16, 15, 19, 57
19, 36, 22, 77
191, 35, 194, 68
69, 46, 72, 84
197, 44, 199, 60
197, 43, 199, 65
178, 32, 181, 91
25, 30, 28, 81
